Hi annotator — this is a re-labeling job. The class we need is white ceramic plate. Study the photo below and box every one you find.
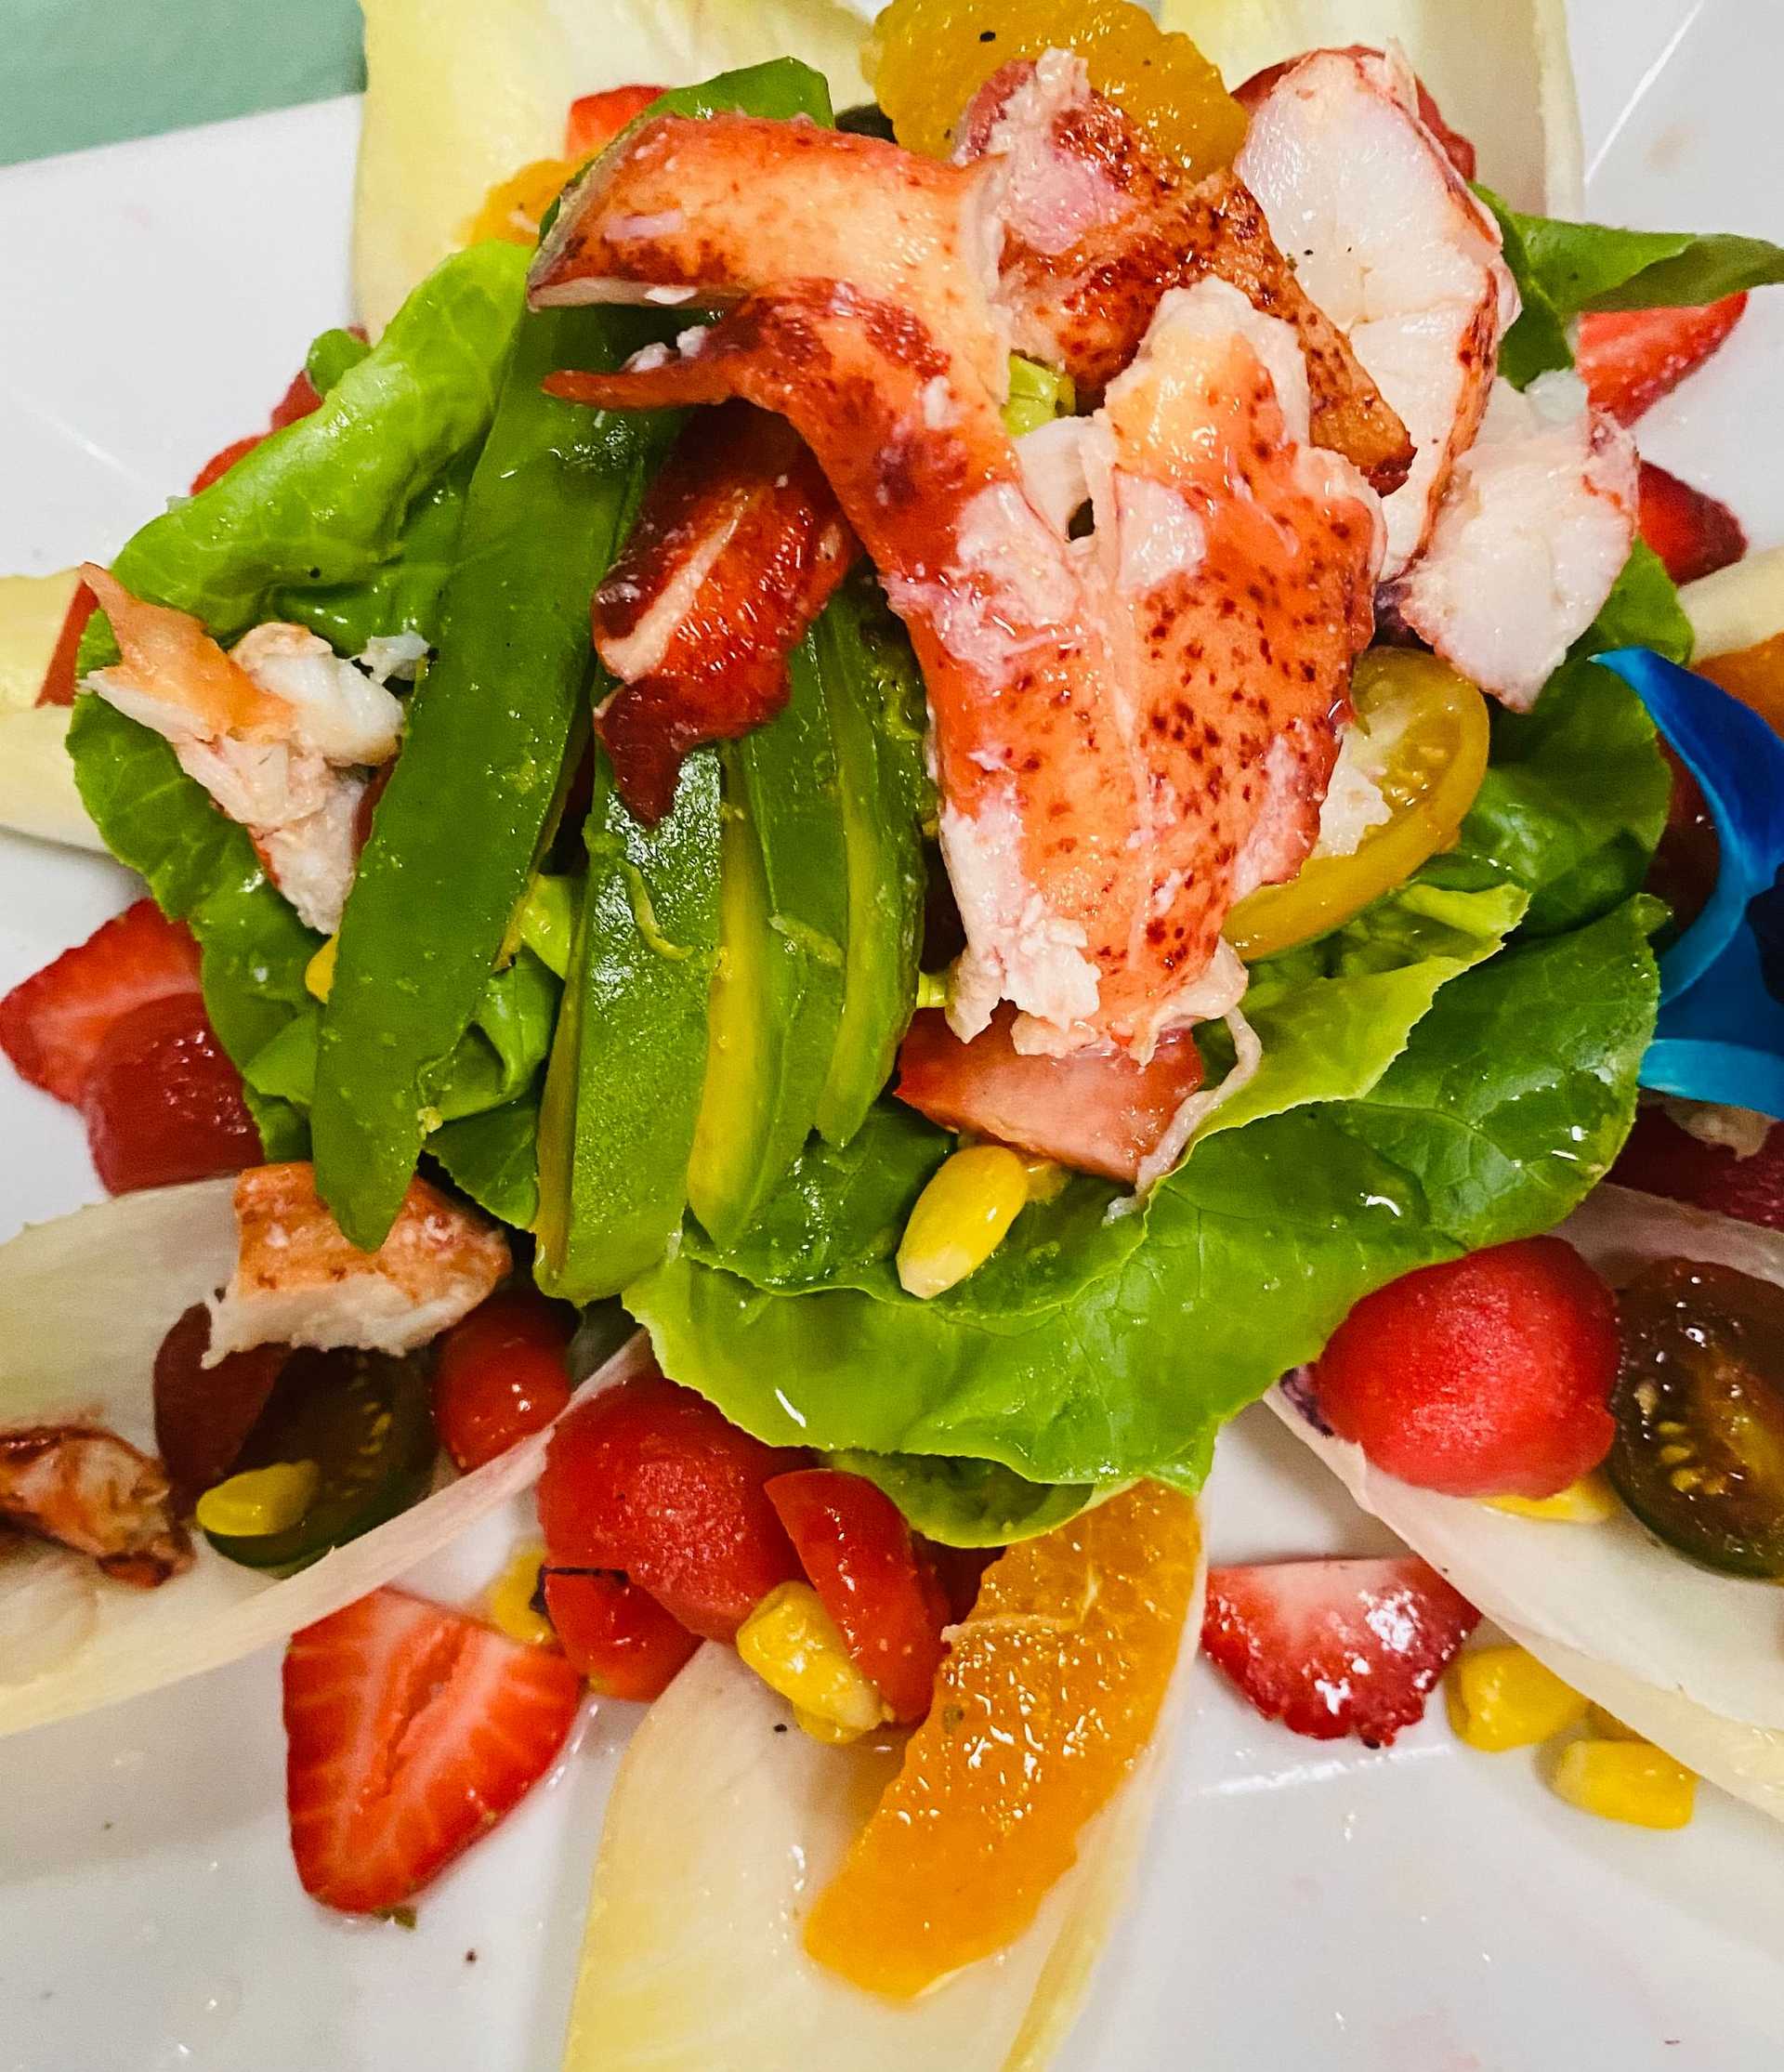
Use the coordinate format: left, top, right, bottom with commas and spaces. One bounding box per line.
3, 6, 1783, 2066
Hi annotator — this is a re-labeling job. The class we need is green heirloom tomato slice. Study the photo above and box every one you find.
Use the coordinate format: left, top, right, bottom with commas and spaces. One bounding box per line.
1609, 1258, 1784, 1579
201, 1346, 437, 1574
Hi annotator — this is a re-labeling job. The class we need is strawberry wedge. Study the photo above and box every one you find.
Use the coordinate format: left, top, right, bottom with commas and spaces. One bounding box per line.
0, 899, 201, 1103
283, 1588, 584, 1915
1201, 1556, 1479, 1747
1636, 460, 1747, 586
1578, 295, 1747, 426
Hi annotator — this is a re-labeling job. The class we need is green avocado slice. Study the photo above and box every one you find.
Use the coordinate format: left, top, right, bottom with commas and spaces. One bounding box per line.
687, 643, 848, 1246
534, 750, 722, 1301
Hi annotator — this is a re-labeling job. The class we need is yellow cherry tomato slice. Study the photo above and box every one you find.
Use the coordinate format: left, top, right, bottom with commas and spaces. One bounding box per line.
1226, 649, 1492, 961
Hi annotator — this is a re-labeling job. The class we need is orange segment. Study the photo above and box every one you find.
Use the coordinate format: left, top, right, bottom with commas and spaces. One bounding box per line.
803, 1480, 1200, 1998
867, 0, 1245, 174
462, 158, 578, 247
1699, 631, 1784, 741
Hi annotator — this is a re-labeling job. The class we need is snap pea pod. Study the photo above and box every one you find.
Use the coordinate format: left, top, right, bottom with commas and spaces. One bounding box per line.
535, 751, 723, 1301
309, 300, 679, 1246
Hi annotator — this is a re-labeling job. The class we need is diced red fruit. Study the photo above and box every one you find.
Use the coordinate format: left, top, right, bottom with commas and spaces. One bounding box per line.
81, 992, 261, 1193
429, 1289, 574, 1473
1227, 1564, 1479, 1758
353, 760, 395, 855
1612, 1106, 1784, 1232
1646, 741, 1720, 937
766, 1468, 951, 1722
1636, 461, 1746, 586
1236, 47, 1476, 178
283, 1586, 583, 1915
0, 898, 202, 1103
542, 1567, 700, 1701
36, 579, 97, 707
564, 84, 664, 158
537, 1372, 807, 1642
152, 1303, 289, 1504
896, 1004, 1204, 1184
1202, 1556, 1478, 1747
189, 361, 329, 494
1577, 295, 1748, 427
1310, 1238, 1620, 1498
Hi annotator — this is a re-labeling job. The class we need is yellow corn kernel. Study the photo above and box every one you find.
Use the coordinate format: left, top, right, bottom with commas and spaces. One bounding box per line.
897, 1145, 1030, 1299
1018, 1152, 1068, 1204
485, 1543, 556, 1650
195, 1460, 320, 1539
1586, 1703, 1647, 1742
1551, 1739, 1696, 1829
305, 933, 339, 1002
1483, 1473, 1618, 1523
1447, 1645, 1589, 1751
737, 1582, 887, 1743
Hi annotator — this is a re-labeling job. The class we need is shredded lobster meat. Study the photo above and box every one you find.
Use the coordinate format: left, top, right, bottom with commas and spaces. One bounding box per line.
590, 402, 854, 821
0, 1425, 190, 1587
535, 113, 1381, 1057
958, 53, 1413, 493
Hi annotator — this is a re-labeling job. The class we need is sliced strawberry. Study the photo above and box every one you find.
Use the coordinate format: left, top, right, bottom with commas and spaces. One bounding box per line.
1310, 1238, 1619, 1498
564, 84, 664, 158
0, 899, 202, 1103
1612, 1106, 1784, 1232
36, 578, 97, 707
1636, 461, 1746, 586
1201, 1556, 1479, 1747
283, 1587, 583, 1915
1578, 295, 1748, 427
897, 1004, 1204, 1183
81, 992, 261, 1194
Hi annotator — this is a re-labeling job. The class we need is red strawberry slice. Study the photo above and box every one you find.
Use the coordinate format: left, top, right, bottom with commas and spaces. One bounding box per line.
1201, 1556, 1480, 1748
1577, 295, 1748, 426
283, 1587, 584, 1915
1636, 461, 1746, 586
1612, 1106, 1784, 1231
0, 899, 202, 1104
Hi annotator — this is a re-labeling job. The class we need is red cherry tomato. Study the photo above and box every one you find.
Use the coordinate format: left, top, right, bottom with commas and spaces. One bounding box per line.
1311, 1237, 1619, 1498
538, 1373, 807, 1641
430, 1290, 574, 1472
564, 84, 664, 158
766, 1468, 950, 1722
80, 993, 260, 1194
543, 1567, 699, 1700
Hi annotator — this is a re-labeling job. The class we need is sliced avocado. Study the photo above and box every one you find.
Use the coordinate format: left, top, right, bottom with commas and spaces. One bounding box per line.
687, 643, 848, 1245
811, 575, 931, 1145
534, 748, 721, 1302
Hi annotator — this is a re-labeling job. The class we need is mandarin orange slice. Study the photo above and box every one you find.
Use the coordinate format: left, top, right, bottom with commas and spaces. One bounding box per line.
1699, 632, 1784, 741
803, 1479, 1201, 1998
462, 158, 576, 247
866, 0, 1245, 173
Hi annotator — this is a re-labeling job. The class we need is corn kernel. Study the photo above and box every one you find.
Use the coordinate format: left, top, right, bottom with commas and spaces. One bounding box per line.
305, 933, 339, 1002
897, 1145, 1030, 1299
737, 1581, 887, 1742
486, 1543, 556, 1650
1019, 1152, 1068, 1204
1586, 1703, 1646, 1742
1551, 1739, 1696, 1829
1483, 1473, 1618, 1524
1447, 1645, 1589, 1751
195, 1460, 320, 1539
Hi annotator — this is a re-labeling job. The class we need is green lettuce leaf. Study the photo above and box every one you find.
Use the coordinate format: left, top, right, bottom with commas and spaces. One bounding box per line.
67, 243, 529, 1157
1477, 189, 1573, 389
827, 1450, 1110, 1548
430, 1095, 543, 1227
630, 898, 1658, 1489
1579, 540, 1695, 664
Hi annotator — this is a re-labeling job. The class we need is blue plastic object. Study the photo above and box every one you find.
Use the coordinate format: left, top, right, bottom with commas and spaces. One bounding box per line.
1597, 647, 1784, 1116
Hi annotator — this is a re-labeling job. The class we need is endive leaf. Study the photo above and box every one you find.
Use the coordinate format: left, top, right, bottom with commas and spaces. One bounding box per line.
355, 0, 872, 331
0, 1178, 647, 1738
